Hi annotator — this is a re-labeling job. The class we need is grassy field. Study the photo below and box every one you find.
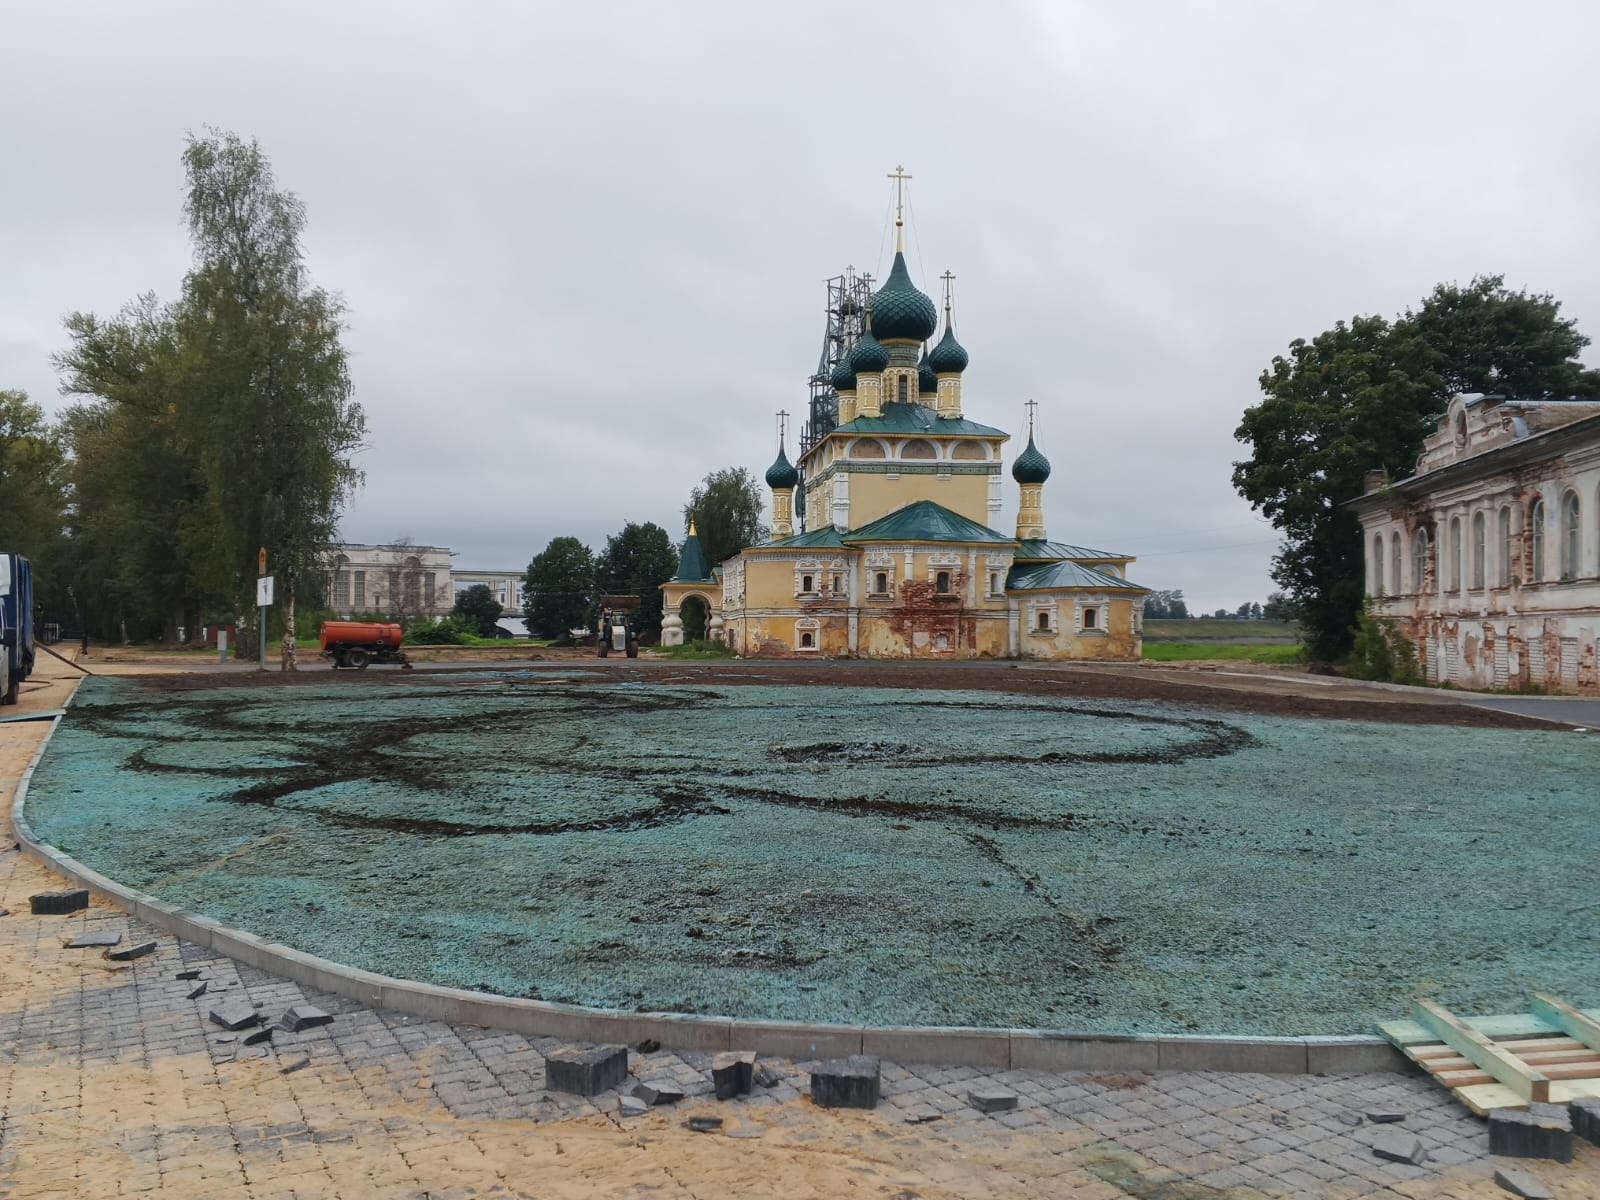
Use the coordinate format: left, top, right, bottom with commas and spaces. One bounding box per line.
1143, 619, 1298, 640
1142, 642, 1303, 664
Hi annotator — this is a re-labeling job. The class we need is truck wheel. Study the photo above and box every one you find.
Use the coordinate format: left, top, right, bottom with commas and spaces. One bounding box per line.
344, 647, 370, 670
626, 640, 638, 659
597, 640, 609, 658
1, 676, 15, 705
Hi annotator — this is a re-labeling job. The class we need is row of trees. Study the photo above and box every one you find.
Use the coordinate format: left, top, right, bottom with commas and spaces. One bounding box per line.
521, 468, 768, 641
1234, 275, 1600, 663
4, 130, 365, 666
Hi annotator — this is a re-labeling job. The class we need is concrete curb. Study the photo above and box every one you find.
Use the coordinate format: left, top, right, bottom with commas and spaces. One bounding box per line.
10, 699, 1409, 1076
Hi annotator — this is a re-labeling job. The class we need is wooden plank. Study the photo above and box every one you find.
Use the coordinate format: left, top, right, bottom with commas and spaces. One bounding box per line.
1412, 999, 1551, 1103
1531, 992, 1600, 1054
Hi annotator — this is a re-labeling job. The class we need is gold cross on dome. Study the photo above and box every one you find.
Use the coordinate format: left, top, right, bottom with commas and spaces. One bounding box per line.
940, 270, 955, 313
777, 409, 789, 446
1025, 398, 1038, 434
888, 164, 912, 250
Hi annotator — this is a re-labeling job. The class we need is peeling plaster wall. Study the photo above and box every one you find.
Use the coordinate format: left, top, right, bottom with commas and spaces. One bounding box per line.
1356, 402, 1600, 694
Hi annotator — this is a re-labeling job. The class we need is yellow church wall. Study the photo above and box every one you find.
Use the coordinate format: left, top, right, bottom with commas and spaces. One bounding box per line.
1016, 596, 1142, 661
843, 471, 992, 529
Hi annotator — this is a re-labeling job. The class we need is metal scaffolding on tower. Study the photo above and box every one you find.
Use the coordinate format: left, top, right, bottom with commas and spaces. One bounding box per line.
796, 269, 872, 527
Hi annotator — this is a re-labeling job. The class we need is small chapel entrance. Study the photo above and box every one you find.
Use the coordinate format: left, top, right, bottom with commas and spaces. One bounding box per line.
679, 594, 710, 642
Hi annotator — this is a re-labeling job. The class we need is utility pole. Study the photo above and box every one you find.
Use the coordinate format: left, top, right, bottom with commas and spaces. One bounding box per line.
257, 547, 270, 672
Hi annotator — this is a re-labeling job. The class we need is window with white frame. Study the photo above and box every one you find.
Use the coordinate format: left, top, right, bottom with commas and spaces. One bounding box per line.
1034, 608, 1052, 633
1561, 491, 1580, 581
353, 570, 366, 608
1371, 536, 1384, 596
1531, 499, 1546, 581
1081, 606, 1100, 631
1448, 517, 1461, 592
1471, 512, 1485, 590
1412, 527, 1430, 592
935, 570, 951, 594
1497, 507, 1512, 586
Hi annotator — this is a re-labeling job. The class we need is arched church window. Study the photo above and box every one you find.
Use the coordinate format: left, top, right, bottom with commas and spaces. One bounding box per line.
1561, 491, 1581, 580
874, 572, 888, 594
1412, 527, 1430, 592
935, 571, 951, 594
1083, 607, 1099, 630
1531, 499, 1546, 581
1448, 517, 1461, 592
1390, 533, 1401, 594
801, 574, 814, 593
799, 631, 814, 649
897, 376, 908, 403
988, 572, 1000, 595
1371, 536, 1384, 596
1471, 512, 1485, 589
1037, 610, 1050, 632
1498, 507, 1512, 586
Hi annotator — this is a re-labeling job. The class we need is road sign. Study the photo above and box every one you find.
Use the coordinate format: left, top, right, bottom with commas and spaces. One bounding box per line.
258, 547, 267, 575
257, 576, 275, 607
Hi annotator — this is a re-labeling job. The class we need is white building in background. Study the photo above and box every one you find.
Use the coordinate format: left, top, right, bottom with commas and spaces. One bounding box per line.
452, 568, 524, 613
1350, 394, 1600, 694
326, 543, 454, 620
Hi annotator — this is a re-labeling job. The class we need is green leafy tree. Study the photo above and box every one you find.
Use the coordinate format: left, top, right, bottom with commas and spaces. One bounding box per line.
452, 583, 503, 637
595, 521, 678, 639
1404, 275, 1600, 400
55, 296, 207, 641
175, 129, 365, 668
1262, 591, 1298, 622
1346, 602, 1422, 685
0, 391, 69, 593
523, 537, 594, 640
54, 131, 364, 659
683, 467, 767, 569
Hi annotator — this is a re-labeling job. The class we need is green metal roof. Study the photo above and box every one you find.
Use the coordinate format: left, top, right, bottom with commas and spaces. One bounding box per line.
1013, 538, 1130, 561
832, 403, 1006, 438
1006, 560, 1149, 592
846, 500, 1014, 544
673, 530, 714, 582
764, 527, 848, 549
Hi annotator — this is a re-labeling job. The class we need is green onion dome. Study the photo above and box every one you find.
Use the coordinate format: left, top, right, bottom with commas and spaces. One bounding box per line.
849, 323, 889, 373
917, 346, 938, 395
1011, 433, 1051, 484
830, 357, 856, 392
928, 318, 969, 374
870, 252, 939, 342
765, 444, 800, 490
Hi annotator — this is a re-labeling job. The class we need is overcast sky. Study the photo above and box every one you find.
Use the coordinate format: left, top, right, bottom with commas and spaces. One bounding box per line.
5, 1, 1599, 612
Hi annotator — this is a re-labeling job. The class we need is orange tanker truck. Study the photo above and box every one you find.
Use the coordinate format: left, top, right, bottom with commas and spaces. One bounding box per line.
319, 621, 410, 670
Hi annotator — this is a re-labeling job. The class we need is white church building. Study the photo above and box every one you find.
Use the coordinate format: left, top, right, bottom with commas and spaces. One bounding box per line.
1351, 393, 1600, 693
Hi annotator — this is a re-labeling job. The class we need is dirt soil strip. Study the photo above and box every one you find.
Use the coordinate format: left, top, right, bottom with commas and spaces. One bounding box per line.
116, 658, 1559, 730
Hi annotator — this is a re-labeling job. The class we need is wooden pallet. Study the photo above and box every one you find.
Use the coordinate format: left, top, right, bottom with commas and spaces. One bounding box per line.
1379, 993, 1600, 1116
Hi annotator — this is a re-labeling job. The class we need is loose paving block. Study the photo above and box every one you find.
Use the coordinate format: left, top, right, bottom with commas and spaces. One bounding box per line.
633, 1079, 685, 1106
1369, 1129, 1427, 1165
810, 1055, 881, 1110
243, 1027, 274, 1046
175, 969, 202, 980
545, 1045, 628, 1097
278, 1004, 333, 1032
105, 941, 156, 961
1494, 1166, 1554, 1199
1488, 1105, 1573, 1163
1366, 1110, 1406, 1123
30, 889, 88, 915
280, 1057, 311, 1075
209, 999, 262, 1031
1571, 1097, 1600, 1146
65, 929, 121, 948
969, 1090, 1019, 1114
618, 1096, 648, 1118
687, 1116, 723, 1132
905, 1111, 942, 1125
712, 1051, 756, 1100
186, 983, 207, 1000
754, 1066, 782, 1089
